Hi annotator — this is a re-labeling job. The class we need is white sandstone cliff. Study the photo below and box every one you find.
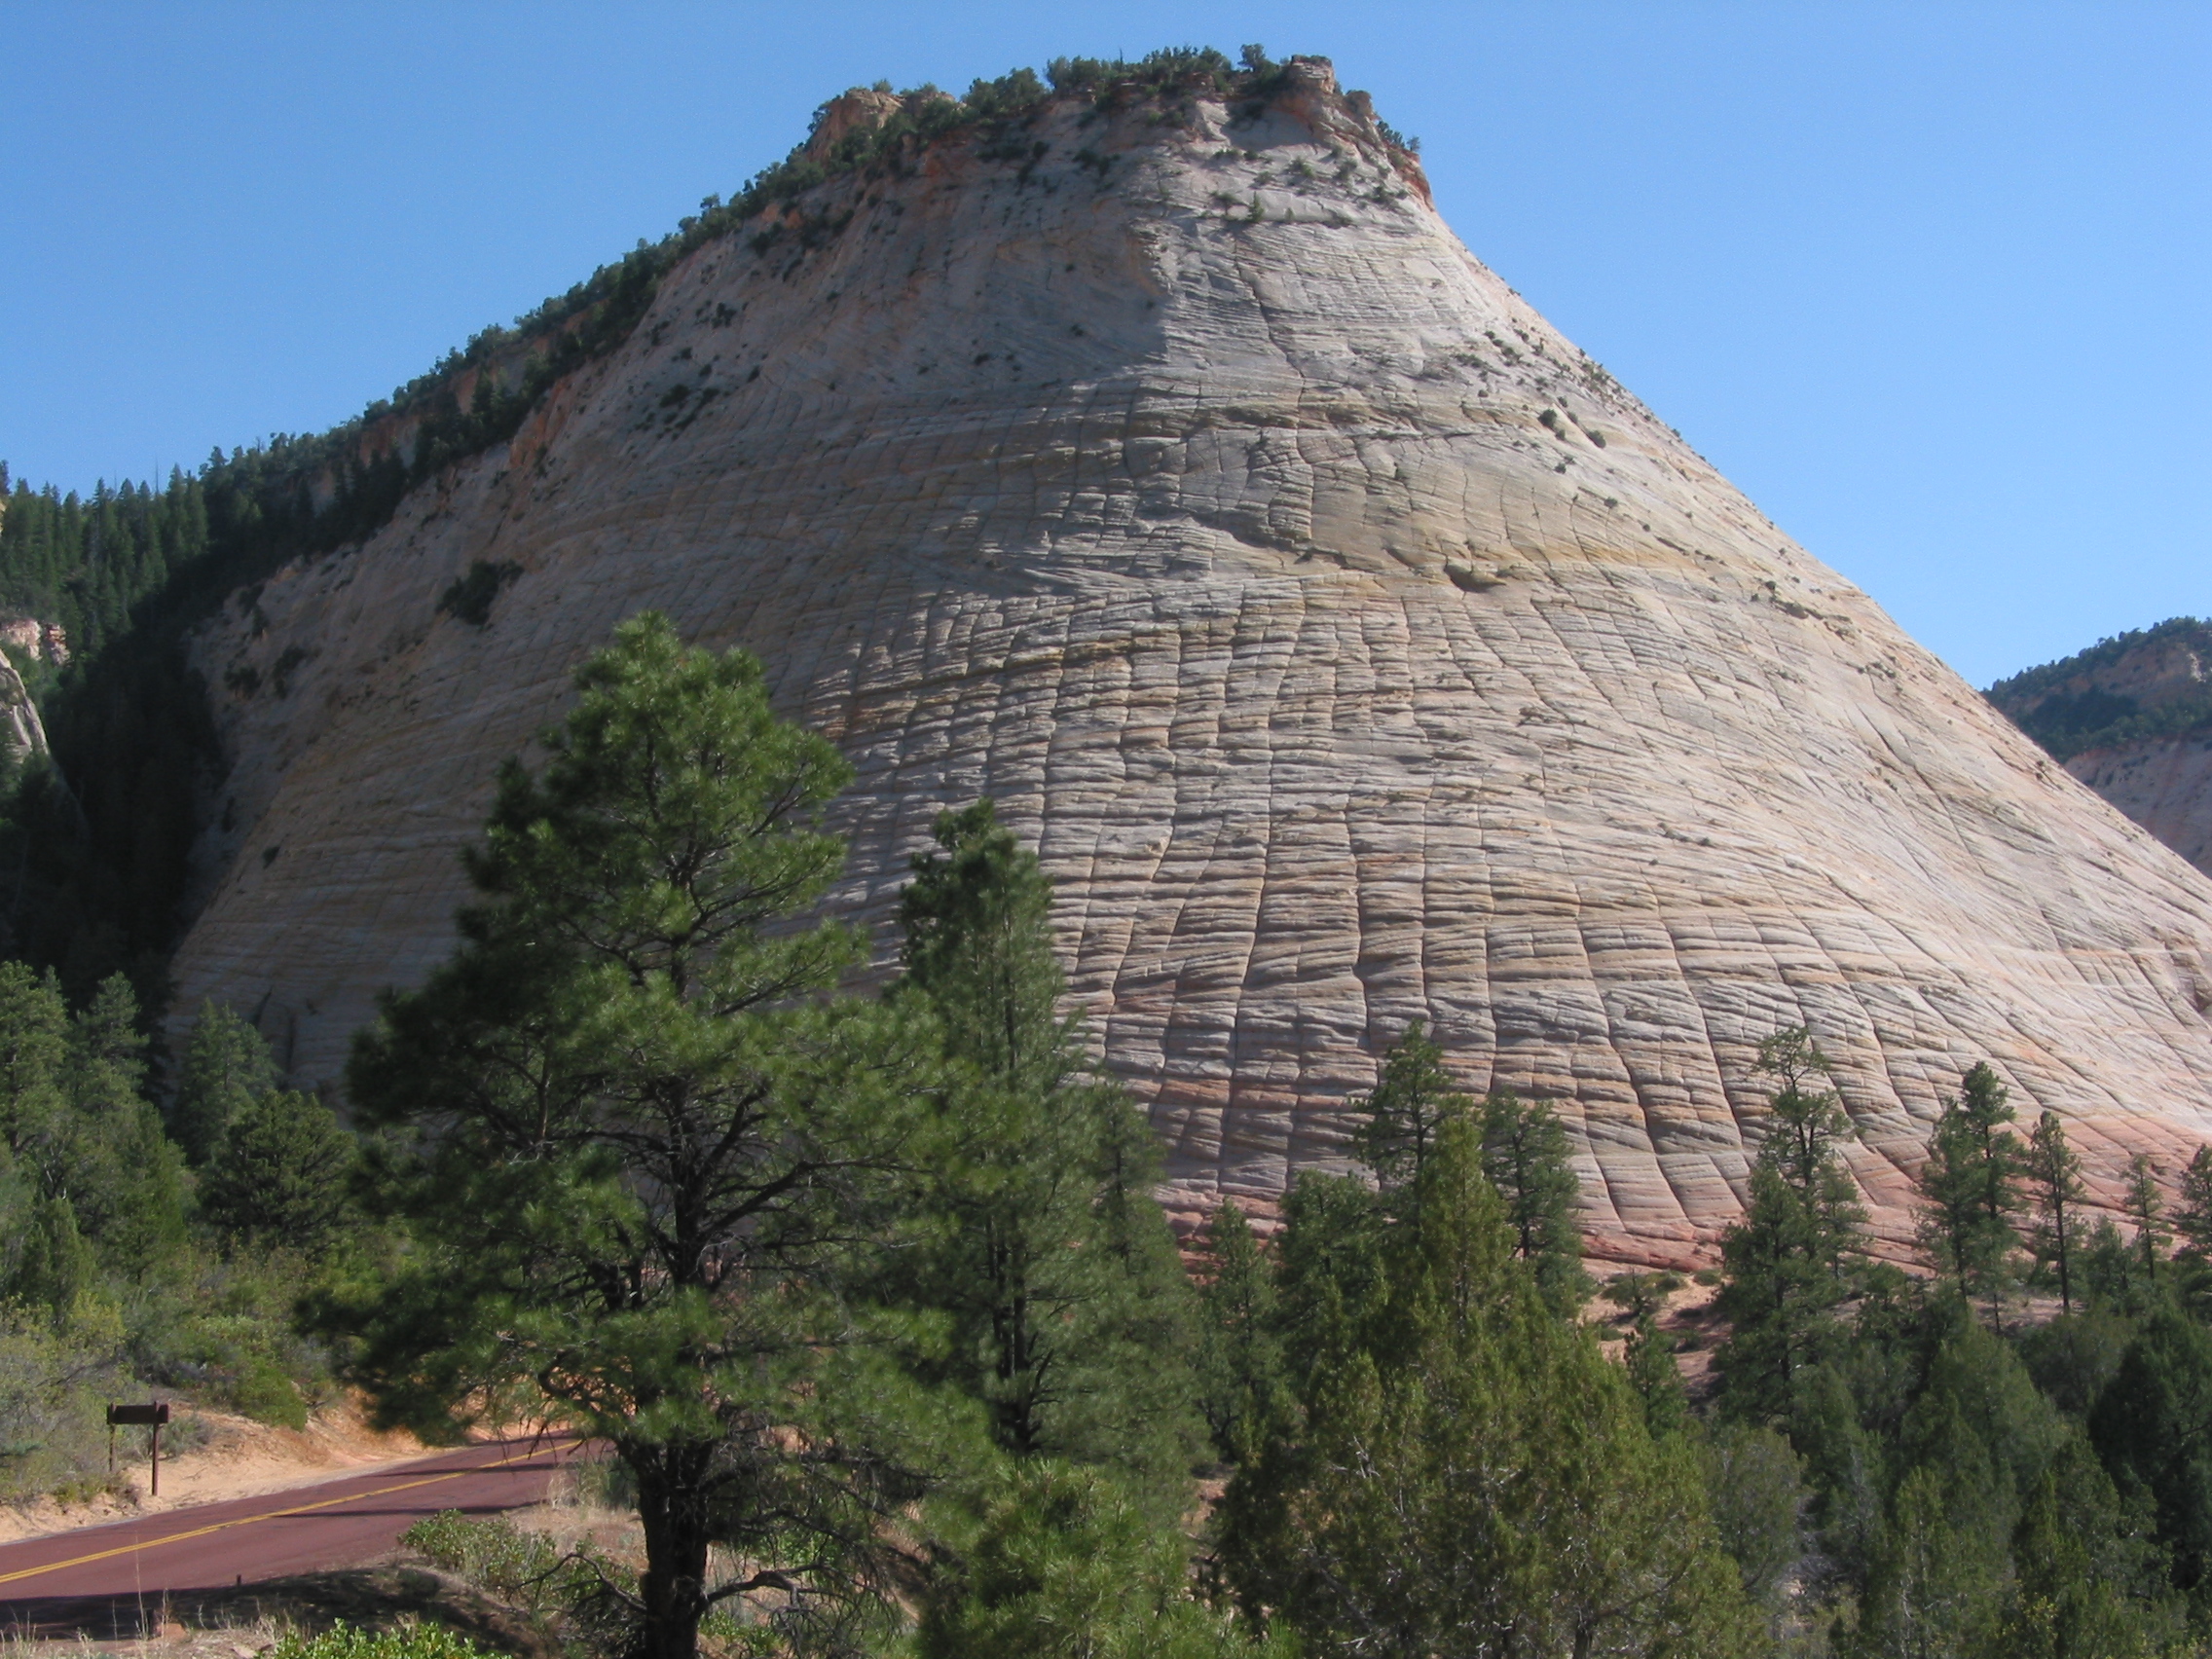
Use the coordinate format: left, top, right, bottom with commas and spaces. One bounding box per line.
167, 63, 2212, 1266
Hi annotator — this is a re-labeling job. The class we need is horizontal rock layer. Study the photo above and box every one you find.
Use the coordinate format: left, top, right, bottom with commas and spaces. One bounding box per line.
167, 69, 2212, 1265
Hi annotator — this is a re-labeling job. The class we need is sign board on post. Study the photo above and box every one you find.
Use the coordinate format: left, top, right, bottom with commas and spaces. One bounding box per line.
106, 1402, 169, 1495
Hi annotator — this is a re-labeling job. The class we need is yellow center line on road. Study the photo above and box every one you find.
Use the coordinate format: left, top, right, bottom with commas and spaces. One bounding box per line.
0, 1441, 573, 1589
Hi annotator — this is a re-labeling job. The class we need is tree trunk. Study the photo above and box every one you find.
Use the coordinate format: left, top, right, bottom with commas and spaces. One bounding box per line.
632, 1443, 715, 1659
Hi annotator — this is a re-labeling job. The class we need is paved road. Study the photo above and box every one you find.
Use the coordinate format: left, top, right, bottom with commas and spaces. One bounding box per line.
0, 1437, 572, 1633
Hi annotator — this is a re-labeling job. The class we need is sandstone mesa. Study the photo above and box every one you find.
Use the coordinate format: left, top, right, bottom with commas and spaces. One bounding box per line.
165, 61, 2212, 1267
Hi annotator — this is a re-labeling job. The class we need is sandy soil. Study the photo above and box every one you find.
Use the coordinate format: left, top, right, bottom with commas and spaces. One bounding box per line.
0, 1400, 430, 1545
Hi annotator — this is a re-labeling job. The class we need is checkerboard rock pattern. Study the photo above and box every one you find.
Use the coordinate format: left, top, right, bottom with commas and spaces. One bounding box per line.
169, 67, 2212, 1266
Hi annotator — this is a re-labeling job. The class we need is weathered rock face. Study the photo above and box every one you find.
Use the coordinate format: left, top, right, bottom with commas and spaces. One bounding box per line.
167, 65, 2212, 1266
0, 645, 48, 765
2065, 737, 2212, 878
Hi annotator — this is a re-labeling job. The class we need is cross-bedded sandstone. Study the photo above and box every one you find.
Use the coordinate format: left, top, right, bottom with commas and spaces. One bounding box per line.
168, 65, 2212, 1266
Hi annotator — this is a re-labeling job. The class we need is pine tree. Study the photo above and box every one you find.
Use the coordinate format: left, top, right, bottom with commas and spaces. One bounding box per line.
917, 1461, 1287, 1659
2175, 1144, 2212, 1266
1998, 1437, 2182, 1658
2122, 1153, 2171, 1291
1916, 1060, 2027, 1326
887, 797, 1201, 1506
171, 999, 276, 1165
1194, 1198, 1285, 1463
1604, 1272, 1688, 1438
55, 975, 186, 1274
1352, 1019, 1469, 1209
2026, 1110, 2087, 1314
1478, 1087, 1588, 1312
335, 615, 940, 1659
1714, 1028, 1867, 1422
200, 1088, 356, 1256
2090, 1309, 2212, 1599
1221, 1116, 1760, 1657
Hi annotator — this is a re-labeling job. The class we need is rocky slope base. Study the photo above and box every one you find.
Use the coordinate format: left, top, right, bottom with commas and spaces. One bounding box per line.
166, 61, 2212, 1266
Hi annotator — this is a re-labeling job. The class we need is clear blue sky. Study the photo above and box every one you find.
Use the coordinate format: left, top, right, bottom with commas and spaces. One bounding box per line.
4, 2, 2204, 686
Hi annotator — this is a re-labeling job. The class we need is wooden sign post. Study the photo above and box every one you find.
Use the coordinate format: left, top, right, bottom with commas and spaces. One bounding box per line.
106, 1402, 169, 1495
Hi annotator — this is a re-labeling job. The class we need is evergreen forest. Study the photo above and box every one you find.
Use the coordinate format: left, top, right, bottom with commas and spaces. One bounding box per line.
3, 610, 2207, 1657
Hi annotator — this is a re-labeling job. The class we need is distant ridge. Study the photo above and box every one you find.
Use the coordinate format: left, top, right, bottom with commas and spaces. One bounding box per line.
1990, 618, 2212, 880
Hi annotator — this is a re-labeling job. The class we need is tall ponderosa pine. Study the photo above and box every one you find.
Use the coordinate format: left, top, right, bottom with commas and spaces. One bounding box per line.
2176, 1144, 2212, 1265
200, 1088, 356, 1257
2026, 1110, 2087, 1315
1194, 1198, 1285, 1463
889, 799, 1201, 1506
1478, 1086, 1588, 1312
1219, 1116, 1759, 1658
1352, 1019, 1468, 1209
1916, 1060, 2028, 1324
337, 615, 941, 1659
1714, 1027, 1867, 1422
2122, 1153, 2171, 1289
171, 1000, 277, 1166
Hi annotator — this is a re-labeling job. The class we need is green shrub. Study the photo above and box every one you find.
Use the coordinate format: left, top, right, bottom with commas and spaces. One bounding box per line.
401, 1510, 609, 1626
230, 1356, 307, 1428
267, 1623, 496, 1659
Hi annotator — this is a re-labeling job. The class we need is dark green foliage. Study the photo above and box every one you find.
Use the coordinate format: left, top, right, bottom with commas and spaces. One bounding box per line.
1219, 1116, 1760, 1657
2090, 1309, 2212, 1597
1714, 1029, 1867, 1422
1999, 1436, 2181, 1657
2017, 1309, 2134, 1419
1479, 1086, 1589, 1311
2027, 1109, 2089, 1315
2084, 1214, 2160, 1314
1697, 1090, 2210, 1649
1269, 1170, 1385, 1377
1988, 616, 2212, 761
1699, 1422, 1807, 1615
1194, 1199, 1285, 1463
199, 1088, 356, 1256
37, 974, 190, 1277
917, 1461, 1283, 1659
1353, 1018, 1468, 1205
335, 614, 944, 1659
885, 799, 1201, 1506
2175, 1145, 2212, 1265
435, 560, 522, 628
2122, 1153, 2172, 1290
1849, 1312, 2170, 1656
170, 999, 276, 1165
1917, 1060, 2028, 1324
0, 959, 342, 1483
1605, 1272, 1689, 1438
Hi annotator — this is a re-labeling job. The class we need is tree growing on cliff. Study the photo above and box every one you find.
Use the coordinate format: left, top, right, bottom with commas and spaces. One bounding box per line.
334, 615, 943, 1659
